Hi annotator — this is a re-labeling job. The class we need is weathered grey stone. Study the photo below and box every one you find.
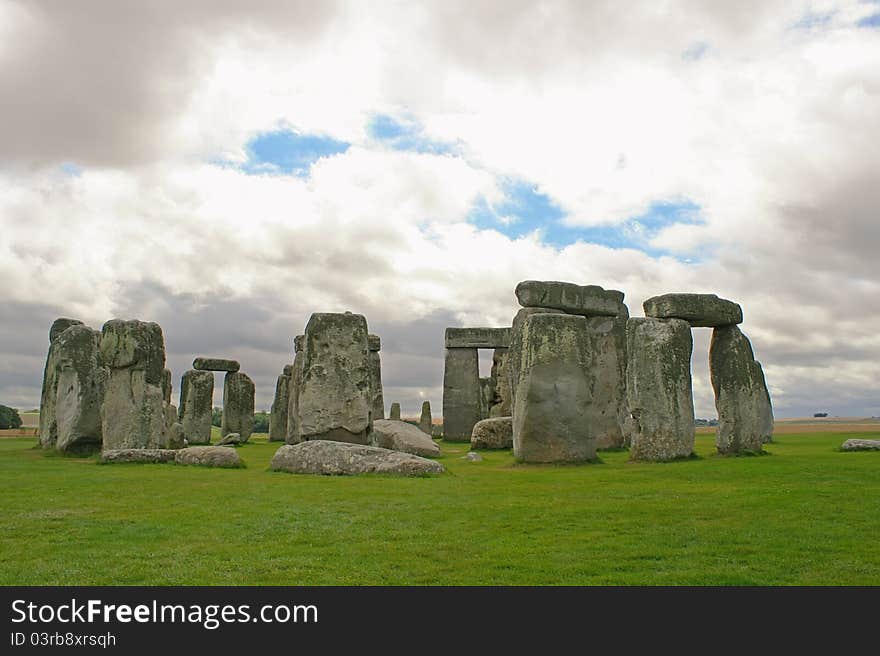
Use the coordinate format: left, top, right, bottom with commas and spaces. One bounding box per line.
515, 280, 623, 317
444, 327, 511, 349
626, 318, 695, 461
479, 377, 494, 420
841, 439, 880, 451
49, 318, 84, 344
442, 347, 481, 441
583, 311, 629, 449
49, 325, 106, 453
293, 334, 304, 353
643, 293, 743, 327
488, 348, 510, 417
282, 364, 294, 376
368, 334, 381, 352
513, 313, 597, 463
100, 449, 177, 464
221, 372, 255, 442
179, 369, 213, 445
270, 441, 444, 476
710, 325, 774, 453
371, 419, 440, 457
161, 368, 172, 404
193, 357, 240, 372
218, 432, 242, 445
268, 373, 291, 442
285, 351, 304, 444
505, 307, 563, 413
462, 452, 483, 462
471, 417, 513, 449
100, 320, 169, 450
167, 418, 185, 450
418, 401, 432, 435
296, 312, 372, 444
368, 349, 385, 420
389, 402, 401, 421
174, 445, 243, 468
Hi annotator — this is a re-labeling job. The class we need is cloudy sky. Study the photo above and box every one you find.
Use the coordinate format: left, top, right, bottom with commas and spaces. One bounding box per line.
1, 0, 879, 419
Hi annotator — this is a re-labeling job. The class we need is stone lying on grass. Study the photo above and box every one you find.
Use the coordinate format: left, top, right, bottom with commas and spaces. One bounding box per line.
462, 452, 483, 462
100, 447, 243, 467
270, 441, 445, 476
371, 419, 440, 457
840, 439, 880, 452
470, 417, 513, 449
218, 432, 242, 446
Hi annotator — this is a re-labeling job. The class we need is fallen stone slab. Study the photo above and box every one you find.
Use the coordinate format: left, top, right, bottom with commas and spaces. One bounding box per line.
174, 446, 243, 468
841, 439, 880, 452
462, 452, 483, 462
471, 417, 513, 449
371, 419, 440, 458
444, 327, 512, 349
515, 280, 624, 317
218, 432, 242, 446
100, 449, 177, 464
270, 441, 445, 476
193, 357, 241, 372
643, 293, 743, 327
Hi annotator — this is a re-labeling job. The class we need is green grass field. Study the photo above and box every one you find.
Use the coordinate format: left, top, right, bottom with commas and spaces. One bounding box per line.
2, 431, 879, 585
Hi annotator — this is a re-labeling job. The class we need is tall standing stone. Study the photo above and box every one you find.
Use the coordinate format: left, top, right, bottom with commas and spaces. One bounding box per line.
40, 318, 86, 448
625, 318, 695, 461
442, 347, 481, 441
286, 335, 305, 444
479, 377, 494, 420
389, 402, 401, 421
506, 307, 559, 413
161, 368, 172, 404
179, 369, 214, 444
268, 371, 291, 442
710, 325, 774, 453
368, 334, 385, 421
583, 308, 629, 449
100, 319, 170, 450
513, 312, 596, 463
295, 312, 372, 444
419, 401, 432, 435
221, 372, 255, 443
488, 348, 510, 417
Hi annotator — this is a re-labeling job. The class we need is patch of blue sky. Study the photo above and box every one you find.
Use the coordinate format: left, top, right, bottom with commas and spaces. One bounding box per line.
366, 113, 458, 155
857, 12, 880, 28
682, 41, 710, 61
791, 10, 836, 30
60, 162, 82, 177
239, 129, 350, 176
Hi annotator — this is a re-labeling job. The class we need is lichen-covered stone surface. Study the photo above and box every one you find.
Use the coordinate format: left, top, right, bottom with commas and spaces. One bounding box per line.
368, 350, 385, 421
296, 312, 372, 444
841, 439, 880, 451
270, 441, 444, 476
505, 307, 563, 412
221, 372, 255, 442
268, 372, 291, 442
161, 368, 172, 404
710, 325, 774, 453
643, 293, 743, 327
179, 369, 214, 444
513, 313, 596, 463
389, 402, 401, 421
479, 377, 494, 420
193, 357, 240, 372
442, 347, 481, 441
100, 446, 243, 467
49, 318, 84, 344
515, 280, 624, 317
470, 417, 513, 449
418, 401, 432, 435
367, 334, 381, 352
371, 419, 440, 457
489, 348, 510, 417
444, 327, 511, 349
285, 351, 304, 444
625, 318, 695, 461
583, 312, 629, 449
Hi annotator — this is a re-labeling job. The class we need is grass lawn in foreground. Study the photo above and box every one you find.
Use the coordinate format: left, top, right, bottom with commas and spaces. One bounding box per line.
1, 431, 879, 585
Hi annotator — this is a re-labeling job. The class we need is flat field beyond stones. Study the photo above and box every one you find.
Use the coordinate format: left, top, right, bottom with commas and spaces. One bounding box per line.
1, 431, 879, 585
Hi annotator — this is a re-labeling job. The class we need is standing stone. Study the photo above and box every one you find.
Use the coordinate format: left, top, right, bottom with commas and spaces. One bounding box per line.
368, 334, 385, 420
49, 325, 106, 453
268, 371, 291, 442
221, 372, 255, 443
643, 293, 743, 327
389, 402, 401, 421
583, 308, 629, 449
479, 377, 494, 420
419, 401, 432, 435
99, 319, 169, 450
488, 348, 510, 417
513, 313, 596, 463
295, 312, 372, 444
710, 325, 774, 453
161, 368, 172, 404
626, 318, 695, 461
506, 307, 562, 413
40, 318, 87, 448
442, 347, 481, 441
285, 335, 305, 444
179, 369, 214, 445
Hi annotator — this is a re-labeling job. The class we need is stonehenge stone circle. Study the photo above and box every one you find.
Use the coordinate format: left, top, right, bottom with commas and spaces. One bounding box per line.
389, 402, 401, 421
100, 319, 171, 450
513, 312, 597, 463
295, 312, 372, 444
193, 357, 240, 372
643, 293, 743, 328
221, 372, 255, 442
515, 280, 623, 317
268, 370, 291, 442
179, 369, 214, 444
710, 325, 774, 453
625, 318, 695, 461
368, 333, 385, 421
442, 347, 481, 441
270, 441, 445, 476
418, 400, 432, 434
471, 417, 513, 449
371, 419, 441, 457
285, 335, 305, 444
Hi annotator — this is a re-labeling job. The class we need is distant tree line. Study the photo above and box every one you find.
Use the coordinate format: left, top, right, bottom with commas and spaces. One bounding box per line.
211, 407, 270, 433
0, 405, 22, 429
